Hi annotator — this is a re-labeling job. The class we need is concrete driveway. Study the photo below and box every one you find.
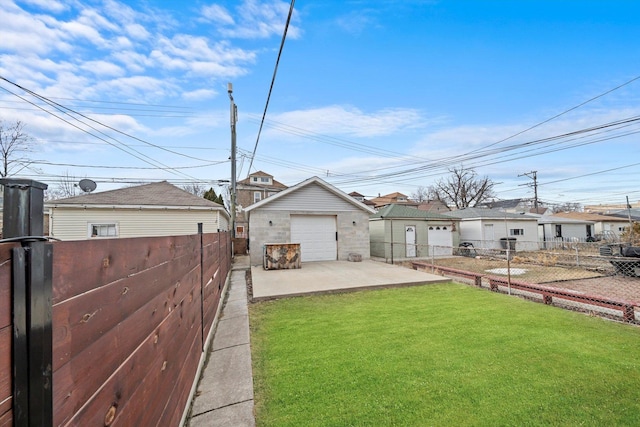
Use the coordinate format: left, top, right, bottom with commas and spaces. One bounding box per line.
251, 259, 450, 300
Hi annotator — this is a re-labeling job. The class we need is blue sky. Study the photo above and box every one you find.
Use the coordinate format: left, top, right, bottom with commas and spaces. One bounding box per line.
1, 0, 639, 208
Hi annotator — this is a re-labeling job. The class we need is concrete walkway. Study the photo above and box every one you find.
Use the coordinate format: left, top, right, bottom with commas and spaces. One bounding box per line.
252, 259, 450, 300
187, 256, 255, 427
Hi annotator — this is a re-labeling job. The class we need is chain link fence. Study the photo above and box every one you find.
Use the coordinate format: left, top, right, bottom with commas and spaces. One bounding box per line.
389, 240, 640, 323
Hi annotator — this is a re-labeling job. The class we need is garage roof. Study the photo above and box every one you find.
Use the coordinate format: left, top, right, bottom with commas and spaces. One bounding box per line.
244, 176, 375, 214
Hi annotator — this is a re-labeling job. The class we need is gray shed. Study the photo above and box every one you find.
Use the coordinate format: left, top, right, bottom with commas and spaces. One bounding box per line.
369, 204, 459, 261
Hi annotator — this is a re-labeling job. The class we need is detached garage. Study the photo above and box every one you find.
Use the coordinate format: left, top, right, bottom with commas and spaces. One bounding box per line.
245, 176, 375, 266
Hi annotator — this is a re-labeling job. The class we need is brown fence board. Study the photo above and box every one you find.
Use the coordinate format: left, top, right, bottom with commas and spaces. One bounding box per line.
53, 251, 200, 371
52, 235, 199, 303
53, 265, 201, 423
0, 232, 230, 425
161, 330, 202, 426
0, 327, 11, 419
0, 244, 17, 329
0, 408, 12, 427
65, 284, 201, 426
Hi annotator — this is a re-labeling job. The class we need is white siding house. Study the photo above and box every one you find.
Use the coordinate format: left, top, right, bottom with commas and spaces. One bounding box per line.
47, 181, 229, 241
245, 176, 375, 266
444, 207, 540, 251
538, 215, 595, 246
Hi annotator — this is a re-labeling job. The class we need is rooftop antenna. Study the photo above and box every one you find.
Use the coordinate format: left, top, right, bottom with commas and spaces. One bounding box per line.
78, 178, 97, 193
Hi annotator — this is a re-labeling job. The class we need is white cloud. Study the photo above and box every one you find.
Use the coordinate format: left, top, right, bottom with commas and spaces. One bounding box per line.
20, 0, 68, 13
216, 0, 302, 39
182, 88, 217, 101
80, 60, 125, 77
201, 4, 235, 25
270, 105, 428, 138
125, 23, 150, 40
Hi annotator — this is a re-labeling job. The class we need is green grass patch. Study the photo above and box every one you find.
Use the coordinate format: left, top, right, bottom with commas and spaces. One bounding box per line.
250, 283, 640, 426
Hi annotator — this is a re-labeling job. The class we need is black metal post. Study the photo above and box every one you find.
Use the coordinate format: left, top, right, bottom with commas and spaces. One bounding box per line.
1, 178, 53, 427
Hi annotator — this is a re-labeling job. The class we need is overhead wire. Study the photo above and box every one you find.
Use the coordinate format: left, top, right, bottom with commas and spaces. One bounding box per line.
246, 0, 296, 176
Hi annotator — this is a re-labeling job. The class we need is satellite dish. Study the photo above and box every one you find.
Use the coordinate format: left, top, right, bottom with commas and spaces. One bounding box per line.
78, 179, 97, 193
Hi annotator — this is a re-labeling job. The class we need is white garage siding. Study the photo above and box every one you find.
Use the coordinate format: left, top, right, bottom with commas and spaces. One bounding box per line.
290, 215, 337, 262
254, 182, 361, 212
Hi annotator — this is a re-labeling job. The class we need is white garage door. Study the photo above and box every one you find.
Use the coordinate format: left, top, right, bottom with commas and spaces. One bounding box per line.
291, 215, 337, 262
428, 225, 453, 256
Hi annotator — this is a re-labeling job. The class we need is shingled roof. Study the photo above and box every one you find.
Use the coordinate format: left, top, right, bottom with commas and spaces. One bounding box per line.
371, 204, 452, 220
47, 181, 225, 209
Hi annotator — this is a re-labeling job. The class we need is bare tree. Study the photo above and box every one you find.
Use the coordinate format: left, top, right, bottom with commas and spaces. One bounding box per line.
411, 186, 432, 203
182, 183, 206, 197
0, 119, 34, 177
552, 202, 582, 213
45, 171, 78, 200
428, 166, 496, 209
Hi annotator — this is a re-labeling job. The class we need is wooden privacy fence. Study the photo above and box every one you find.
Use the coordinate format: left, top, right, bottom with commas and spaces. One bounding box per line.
0, 180, 232, 426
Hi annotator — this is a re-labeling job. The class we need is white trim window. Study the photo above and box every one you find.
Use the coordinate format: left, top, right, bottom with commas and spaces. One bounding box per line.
509, 228, 524, 236
89, 223, 118, 238
253, 191, 262, 203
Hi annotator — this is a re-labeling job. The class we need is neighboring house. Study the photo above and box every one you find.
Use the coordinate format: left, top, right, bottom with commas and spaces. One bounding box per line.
245, 176, 375, 266
235, 171, 287, 238
443, 207, 540, 251
479, 198, 535, 214
369, 192, 418, 209
584, 202, 640, 214
369, 204, 459, 260
349, 191, 376, 208
416, 200, 450, 213
537, 214, 595, 246
47, 181, 229, 241
606, 208, 640, 222
552, 211, 630, 238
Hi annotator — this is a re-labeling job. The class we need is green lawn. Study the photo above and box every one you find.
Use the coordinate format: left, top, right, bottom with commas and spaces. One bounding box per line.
250, 283, 640, 426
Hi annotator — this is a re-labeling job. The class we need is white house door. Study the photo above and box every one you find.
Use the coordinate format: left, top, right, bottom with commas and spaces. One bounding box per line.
405, 225, 417, 257
290, 215, 337, 262
428, 226, 453, 256
483, 224, 494, 248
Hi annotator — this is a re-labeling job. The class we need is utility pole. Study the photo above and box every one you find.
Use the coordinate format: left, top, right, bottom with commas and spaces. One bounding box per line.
518, 170, 538, 212
627, 196, 634, 242
228, 83, 237, 238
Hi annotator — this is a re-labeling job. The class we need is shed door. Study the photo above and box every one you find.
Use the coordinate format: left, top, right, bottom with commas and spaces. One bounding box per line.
405, 226, 416, 258
290, 215, 337, 262
428, 225, 453, 256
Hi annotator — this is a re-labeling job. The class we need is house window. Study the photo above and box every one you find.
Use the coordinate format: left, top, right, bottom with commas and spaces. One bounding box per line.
510, 229, 524, 236
253, 192, 261, 203
555, 224, 562, 238
236, 225, 245, 235
89, 223, 118, 238
260, 177, 270, 183
252, 177, 258, 182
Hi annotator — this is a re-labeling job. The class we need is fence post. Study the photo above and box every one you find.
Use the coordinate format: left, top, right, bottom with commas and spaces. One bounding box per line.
1, 178, 53, 427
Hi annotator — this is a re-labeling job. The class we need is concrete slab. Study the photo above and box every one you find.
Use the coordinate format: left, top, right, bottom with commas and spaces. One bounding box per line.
190, 343, 254, 416
252, 259, 450, 299
212, 315, 250, 350
189, 400, 255, 427
226, 282, 247, 302
220, 298, 249, 318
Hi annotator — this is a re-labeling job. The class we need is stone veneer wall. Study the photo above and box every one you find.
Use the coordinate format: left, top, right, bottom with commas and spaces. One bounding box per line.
248, 209, 371, 266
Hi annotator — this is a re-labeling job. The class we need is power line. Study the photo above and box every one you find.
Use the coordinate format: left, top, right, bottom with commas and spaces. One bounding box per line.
246, 0, 296, 176
0, 77, 215, 177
